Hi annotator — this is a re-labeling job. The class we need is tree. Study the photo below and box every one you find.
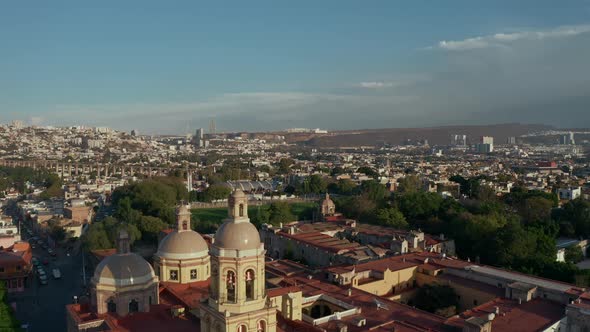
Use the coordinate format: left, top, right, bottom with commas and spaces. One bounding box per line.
396, 192, 443, 223
375, 208, 408, 229
519, 197, 553, 225
268, 202, 295, 225
397, 175, 421, 194
203, 184, 232, 202
565, 246, 584, 264
330, 166, 345, 176
329, 179, 357, 195
359, 180, 389, 203
50, 225, 67, 242
277, 158, 294, 174
81, 223, 112, 250
560, 198, 590, 236
308, 175, 327, 194
413, 285, 459, 317
138, 215, 168, 242
357, 166, 378, 178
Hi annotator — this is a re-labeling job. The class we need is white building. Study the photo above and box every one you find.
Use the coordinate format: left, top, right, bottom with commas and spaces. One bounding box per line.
558, 187, 581, 201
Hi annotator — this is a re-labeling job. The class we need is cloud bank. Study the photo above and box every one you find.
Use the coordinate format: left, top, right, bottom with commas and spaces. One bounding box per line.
433, 24, 590, 51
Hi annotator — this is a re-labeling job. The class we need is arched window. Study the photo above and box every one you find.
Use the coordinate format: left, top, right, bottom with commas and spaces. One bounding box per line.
107, 299, 116, 313
237, 324, 248, 332
227, 271, 236, 302
129, 299, 139, 313
257, 320, 266, 332
239, 204, 244, 217
245, 269, 255, 301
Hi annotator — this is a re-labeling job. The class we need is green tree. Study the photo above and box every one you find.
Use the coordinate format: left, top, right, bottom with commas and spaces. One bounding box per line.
277, 158, 294, 174
81, 223, 112, 250
204, 184, 232, 202
397, 175, 421, 194
565, 246, 584, 264
519, 197, 553, 225
375, 208, 408, 228
358, 180, 389, 203
413, 285, 459, 317
308, 174, 327, 194
268, 202, 295, 225
50, 225, 67, 242
138, 215, 168, 242
396, 192, 443, 223
357, 166, 378, 178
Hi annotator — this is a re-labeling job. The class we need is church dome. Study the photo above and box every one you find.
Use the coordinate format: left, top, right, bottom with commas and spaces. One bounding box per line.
157, 230, 209, 259
231, 189, 246, 199
214, 221, 261, 251
93, 253, 155, 287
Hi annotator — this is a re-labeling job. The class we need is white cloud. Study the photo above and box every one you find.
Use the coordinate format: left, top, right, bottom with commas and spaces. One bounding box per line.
433, 24, 590, 51
359, 81, 394, 89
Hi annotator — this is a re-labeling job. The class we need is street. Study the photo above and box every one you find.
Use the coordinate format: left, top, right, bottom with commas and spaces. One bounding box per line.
8, 232, 86, 332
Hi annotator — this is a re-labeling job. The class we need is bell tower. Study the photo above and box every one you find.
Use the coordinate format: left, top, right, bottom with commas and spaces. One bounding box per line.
200, 189, 277, 332
176, 203, 191, 231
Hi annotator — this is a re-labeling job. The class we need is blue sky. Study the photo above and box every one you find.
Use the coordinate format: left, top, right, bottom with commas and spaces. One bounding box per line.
1, 1, 590, 133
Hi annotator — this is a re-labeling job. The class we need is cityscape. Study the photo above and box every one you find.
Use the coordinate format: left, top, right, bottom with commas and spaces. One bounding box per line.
2, 2, 590, 332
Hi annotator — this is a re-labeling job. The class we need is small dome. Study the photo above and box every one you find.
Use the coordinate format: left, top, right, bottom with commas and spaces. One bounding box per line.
214, 221, 261, 250
231, 189, 246, 199
94, 253, 155, 287
157, 230, 209, 259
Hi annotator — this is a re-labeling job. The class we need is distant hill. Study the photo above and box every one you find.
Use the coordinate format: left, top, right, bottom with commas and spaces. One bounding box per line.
288, 123, 555, 147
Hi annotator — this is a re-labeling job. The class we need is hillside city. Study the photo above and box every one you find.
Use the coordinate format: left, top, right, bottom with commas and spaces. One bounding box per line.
0, 121, 589, 331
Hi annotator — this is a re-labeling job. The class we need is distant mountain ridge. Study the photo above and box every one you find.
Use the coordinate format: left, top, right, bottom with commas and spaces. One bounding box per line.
284, 123, 556, 147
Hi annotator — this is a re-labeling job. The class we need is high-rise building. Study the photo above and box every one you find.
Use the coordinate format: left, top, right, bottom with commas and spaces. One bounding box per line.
195, 128, 204, 148
559, 132, 575, 145
450, 134, 467, 146
476, 136, 494, 153
209, 118, 216, 135
507, 136, 516, 145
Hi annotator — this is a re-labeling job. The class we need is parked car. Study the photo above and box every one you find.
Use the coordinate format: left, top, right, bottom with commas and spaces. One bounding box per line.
38, 274, 48, 285
52, 269, 61, 279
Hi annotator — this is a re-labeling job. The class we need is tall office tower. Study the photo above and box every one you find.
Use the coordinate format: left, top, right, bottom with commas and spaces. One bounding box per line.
195, 128, 204, 147
209, 118, 216, 135
450, 134, 467, 146
507, 137, 517, 145
477, 136, 494, 153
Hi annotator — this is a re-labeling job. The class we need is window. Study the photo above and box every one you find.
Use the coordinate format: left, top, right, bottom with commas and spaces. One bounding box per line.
107, 300, 117, 313
190, 269, 198, 280
245, 269, 255, 300
169, 269, 179, 281
237, 325, 247, 332
473, 300, 478, 306
227, 271, 236, 302
257, 320, 266, 332
182, 221, 188, 230
129, 299, 139, 313
0, 267, 4, 273
16, 265, 21, 271
239, 204, 244, 217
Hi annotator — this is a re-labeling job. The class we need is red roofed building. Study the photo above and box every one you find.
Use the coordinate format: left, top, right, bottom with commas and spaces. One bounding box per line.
0, 241, 32, 293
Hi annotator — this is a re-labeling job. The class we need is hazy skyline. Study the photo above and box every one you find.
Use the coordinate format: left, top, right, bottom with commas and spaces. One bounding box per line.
1, 1, 590, 133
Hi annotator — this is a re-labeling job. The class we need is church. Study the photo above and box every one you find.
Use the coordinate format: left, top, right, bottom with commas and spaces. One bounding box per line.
67, 190, 276, 332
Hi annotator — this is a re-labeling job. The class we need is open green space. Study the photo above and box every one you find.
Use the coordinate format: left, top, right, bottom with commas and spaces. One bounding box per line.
191, 202, 318, 234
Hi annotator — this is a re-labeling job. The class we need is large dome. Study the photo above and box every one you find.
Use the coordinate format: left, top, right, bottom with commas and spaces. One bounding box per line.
93, 253, 155, 287
214, 221, 261, 250
156, 230, 209, 259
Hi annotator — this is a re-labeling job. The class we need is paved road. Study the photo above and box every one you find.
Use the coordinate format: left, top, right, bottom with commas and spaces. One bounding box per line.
8, 234, 87, 332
